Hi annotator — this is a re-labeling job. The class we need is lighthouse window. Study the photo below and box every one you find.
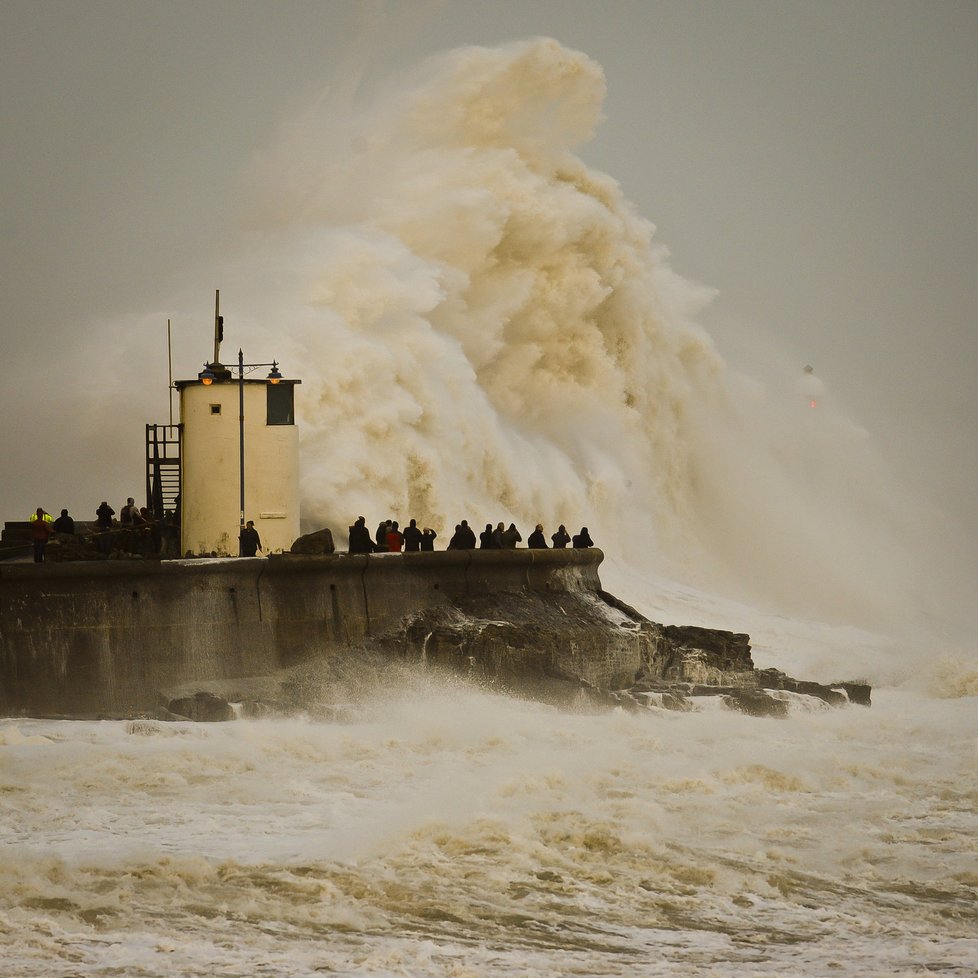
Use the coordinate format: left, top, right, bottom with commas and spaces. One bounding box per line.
267, 384, 294, 425
210, 404, 222, 415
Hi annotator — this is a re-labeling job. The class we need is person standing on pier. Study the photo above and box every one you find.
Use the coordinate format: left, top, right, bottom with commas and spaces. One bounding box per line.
500, 523, 522, 548
402, 519, 423, 552
239, 520, 262, 557
572, 527, 594, 549
348, 516, 373, 554
386, 521, 404, 552
29, 507, 54, 563
551, 524, 570, 548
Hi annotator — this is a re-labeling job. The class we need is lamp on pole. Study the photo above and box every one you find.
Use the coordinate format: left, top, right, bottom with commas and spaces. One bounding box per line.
230, 349, 283, 554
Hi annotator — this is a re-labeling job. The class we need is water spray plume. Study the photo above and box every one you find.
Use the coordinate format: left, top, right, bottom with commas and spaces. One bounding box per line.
238, 39, 927, 632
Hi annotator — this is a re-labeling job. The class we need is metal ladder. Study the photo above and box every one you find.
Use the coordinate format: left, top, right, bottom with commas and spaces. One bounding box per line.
145, 424, 182, 519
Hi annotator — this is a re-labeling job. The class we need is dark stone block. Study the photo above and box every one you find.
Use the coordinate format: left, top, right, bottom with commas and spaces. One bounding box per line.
831, 681, 872, 706
163, 691, 235, 722
290, 528, 335, 554
721, 689, 790, 718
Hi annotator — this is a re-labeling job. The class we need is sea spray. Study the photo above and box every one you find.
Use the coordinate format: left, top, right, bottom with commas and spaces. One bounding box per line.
233, 40, 720, 552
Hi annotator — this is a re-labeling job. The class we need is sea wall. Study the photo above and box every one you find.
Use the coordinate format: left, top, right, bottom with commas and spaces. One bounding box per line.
0, 549, 619, 718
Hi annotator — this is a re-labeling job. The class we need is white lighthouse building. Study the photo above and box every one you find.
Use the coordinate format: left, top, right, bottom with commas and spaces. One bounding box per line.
151, 293, 301, 556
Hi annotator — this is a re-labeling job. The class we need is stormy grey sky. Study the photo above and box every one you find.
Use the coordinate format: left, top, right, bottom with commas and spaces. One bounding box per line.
2, 1, 975, 597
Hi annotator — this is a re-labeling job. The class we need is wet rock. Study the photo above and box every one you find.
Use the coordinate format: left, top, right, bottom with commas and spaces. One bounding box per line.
660, 625, 754, 674
629, 688, 694, 712
385, 588, 648, 691
721, 688, 790, 718
156, 676, 287, 721
755, 668, 870, 707
380, 590, 873, 717
161, 691, 235, 722
830, 681, 872, 706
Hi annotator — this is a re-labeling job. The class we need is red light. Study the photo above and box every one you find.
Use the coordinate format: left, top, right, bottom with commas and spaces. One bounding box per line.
809, 399, 818, 409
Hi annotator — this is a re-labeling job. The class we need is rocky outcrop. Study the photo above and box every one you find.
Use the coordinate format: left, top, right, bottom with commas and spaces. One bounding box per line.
380, 588, 647, 691
363, 588, 871, 719
755, 668, 872, 707
380, 582, 874, 719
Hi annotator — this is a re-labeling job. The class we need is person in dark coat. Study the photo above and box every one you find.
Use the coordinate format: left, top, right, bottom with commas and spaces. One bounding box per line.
448, 520, 476, 549
240, 520, 262, 557
460, 520, 477, 548
527, 524, 548, 549
551, 524, 570, 548
159, 510, 177, 557
52, 509, 75, 534
139, 508, 161, 553
572, 526, 594, 548
479, 523, 496, 549
420, 527, 437, 551
402, 518, 423, 552
491, 521, 505, 548
95, 501, 115, 554
500, 523, 522, 548
375, 520, 391, 550
348, 516, 373, 554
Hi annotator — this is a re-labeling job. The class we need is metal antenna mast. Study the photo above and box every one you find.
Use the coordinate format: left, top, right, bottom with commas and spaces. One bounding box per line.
213, 289, 224, 365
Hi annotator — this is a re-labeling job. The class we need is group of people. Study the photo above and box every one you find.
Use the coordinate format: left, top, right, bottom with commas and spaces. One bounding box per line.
27, 506, 82, 562
348, 517, 437, 553
26, 496, 183, 562
95, 497, 181, 556
26, 498, 594, 564
349, 516, 594, 554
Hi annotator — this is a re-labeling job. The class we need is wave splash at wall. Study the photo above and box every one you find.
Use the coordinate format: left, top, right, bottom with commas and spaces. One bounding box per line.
233, 38, 932, 636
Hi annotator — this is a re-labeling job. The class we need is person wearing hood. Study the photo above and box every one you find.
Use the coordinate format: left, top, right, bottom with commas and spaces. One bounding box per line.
448, 520, 476, 549
551, 524, 570, 548
348, 516, 373, 554
572, 527, 594, 548
500, 523, 522, 548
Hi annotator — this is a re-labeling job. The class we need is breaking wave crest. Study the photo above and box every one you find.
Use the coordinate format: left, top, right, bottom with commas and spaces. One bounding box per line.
216, 38, 930, 632
925, 655, 978, 699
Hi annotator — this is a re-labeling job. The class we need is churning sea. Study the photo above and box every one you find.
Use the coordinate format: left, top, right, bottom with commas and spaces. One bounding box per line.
2, 575, 977, 978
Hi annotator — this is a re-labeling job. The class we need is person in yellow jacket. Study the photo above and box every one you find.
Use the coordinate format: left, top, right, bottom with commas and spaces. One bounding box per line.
28, 507, 54, 563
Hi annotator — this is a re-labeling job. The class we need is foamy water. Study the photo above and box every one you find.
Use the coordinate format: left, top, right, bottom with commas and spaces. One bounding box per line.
3, 663, 977, 977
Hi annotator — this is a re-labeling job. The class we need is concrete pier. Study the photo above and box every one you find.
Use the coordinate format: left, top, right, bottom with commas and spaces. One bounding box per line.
0, 549, 611, 717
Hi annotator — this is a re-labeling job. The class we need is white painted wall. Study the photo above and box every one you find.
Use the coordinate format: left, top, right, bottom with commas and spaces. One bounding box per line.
179, 379, 300, 555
